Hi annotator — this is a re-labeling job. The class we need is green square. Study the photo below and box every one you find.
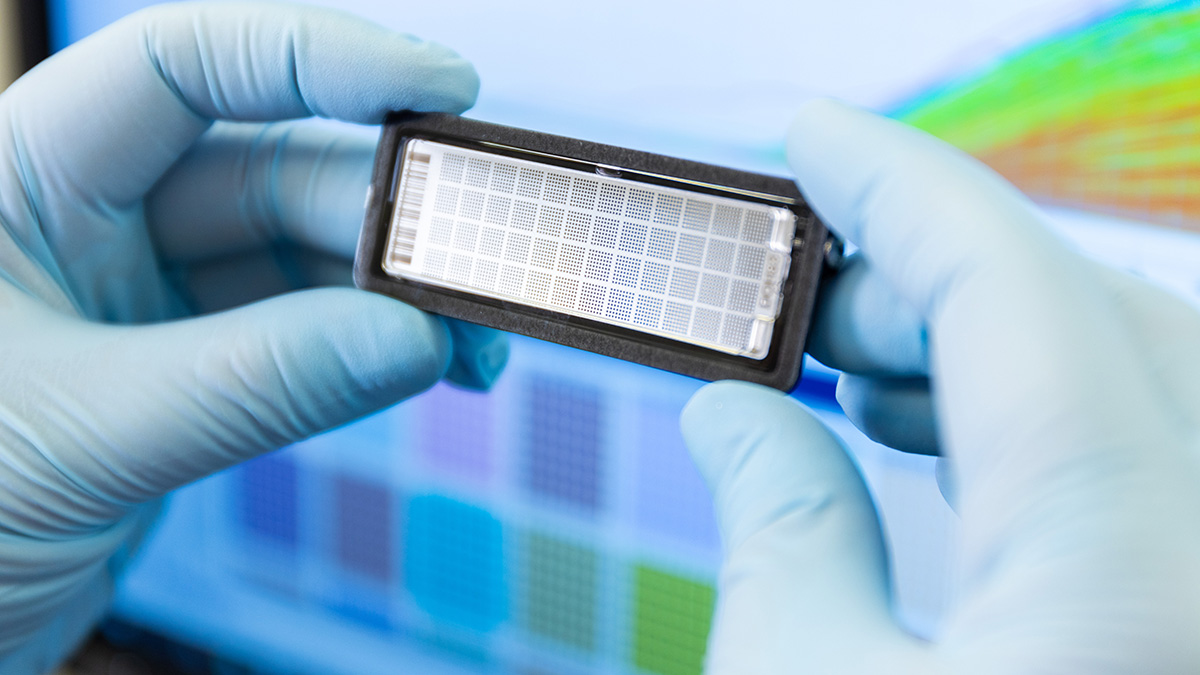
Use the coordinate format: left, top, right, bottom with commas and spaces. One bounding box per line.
524, 533, 597, 651
632, 565, 715, 675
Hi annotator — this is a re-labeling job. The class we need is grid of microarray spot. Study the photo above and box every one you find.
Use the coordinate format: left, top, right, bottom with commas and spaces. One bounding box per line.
404, 495, 507, 632
524, 376, 604, 512
334, 474, 393, 584
404, 141, 789, 355
522, 533, 598, 652
227, 351, 734, 673
632, 566, 715, 675
417, 382, 495, 482
239, 453, 299, 548
635, 405, 721, 549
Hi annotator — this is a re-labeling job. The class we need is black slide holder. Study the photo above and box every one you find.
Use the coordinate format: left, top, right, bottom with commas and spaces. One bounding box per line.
354, 112, 836, 390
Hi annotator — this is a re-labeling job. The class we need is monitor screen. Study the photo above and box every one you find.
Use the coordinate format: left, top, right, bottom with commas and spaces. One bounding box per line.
44, 1, 1200, 673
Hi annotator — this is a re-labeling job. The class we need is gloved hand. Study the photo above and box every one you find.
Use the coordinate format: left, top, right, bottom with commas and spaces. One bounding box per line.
681, 100, 1200, 673
0, 3, 507, 671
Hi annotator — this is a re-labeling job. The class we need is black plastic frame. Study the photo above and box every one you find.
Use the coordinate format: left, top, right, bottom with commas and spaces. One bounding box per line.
16, 0, 51, 72
355, 112, 833, 390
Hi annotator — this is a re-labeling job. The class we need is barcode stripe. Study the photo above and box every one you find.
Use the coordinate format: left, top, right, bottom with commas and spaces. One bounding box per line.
390, 151, 431, 265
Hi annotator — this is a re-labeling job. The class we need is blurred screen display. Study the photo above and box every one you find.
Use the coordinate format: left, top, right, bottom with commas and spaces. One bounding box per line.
49, 1, 1200, 673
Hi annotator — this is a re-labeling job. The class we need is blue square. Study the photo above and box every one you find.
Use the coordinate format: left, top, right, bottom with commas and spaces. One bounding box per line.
405, 495, 507, 632
240, 453, 298, 548
524, 377, 604, 512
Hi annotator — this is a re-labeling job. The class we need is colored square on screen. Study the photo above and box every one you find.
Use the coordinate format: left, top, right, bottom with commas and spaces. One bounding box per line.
524, 376, 605, 512
632, 566, 715, 675
240, 453, 298, 548
405, 495, 507, 631
523, 533, 597, 651
418, 383, 496, 482
635, 406, 720, 549
334, 474, 393, 584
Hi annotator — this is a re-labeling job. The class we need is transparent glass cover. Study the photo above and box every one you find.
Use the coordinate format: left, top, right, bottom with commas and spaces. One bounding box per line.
383, 139, 796, 359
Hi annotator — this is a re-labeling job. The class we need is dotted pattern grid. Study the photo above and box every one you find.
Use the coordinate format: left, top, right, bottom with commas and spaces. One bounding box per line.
632, 566, 716, 675
522, 533, 598, 652
525, 376, 604, 512
418, 383, 495, 482
334, 474, 393, 584
405, 495, 507, 632
228, 370, 732, 674
389, 140, 793, 358
240, 453, 299, 548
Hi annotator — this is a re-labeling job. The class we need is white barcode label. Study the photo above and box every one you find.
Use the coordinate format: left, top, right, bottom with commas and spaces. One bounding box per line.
388, 151, 430, 265
382, 139, 795, 360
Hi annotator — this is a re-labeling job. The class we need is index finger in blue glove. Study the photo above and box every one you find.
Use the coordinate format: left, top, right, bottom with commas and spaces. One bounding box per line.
788, 100, 1164, 469
4, 2, 477, 317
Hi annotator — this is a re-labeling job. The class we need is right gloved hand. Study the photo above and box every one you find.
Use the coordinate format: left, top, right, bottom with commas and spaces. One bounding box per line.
680, 100, 1200, 674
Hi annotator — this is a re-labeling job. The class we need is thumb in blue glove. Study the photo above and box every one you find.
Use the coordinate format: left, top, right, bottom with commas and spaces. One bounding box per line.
682, 100, 1200, 673
0, 3, 506, 671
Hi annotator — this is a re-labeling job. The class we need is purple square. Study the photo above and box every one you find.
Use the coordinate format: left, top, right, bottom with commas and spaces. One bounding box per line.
418, 383, 495, 482
334, 474, 393, 584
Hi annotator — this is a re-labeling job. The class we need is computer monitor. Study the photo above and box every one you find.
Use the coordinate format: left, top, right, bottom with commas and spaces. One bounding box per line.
35, 1, 1200, 673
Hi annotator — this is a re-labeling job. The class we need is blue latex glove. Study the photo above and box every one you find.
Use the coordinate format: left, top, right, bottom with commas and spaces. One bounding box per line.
681, 100, 1200, 672
807, 250, 938, 456
0, 3, 507, 670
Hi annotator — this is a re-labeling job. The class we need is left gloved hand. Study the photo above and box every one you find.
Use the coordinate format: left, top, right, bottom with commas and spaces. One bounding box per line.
0, 3, 506, 671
